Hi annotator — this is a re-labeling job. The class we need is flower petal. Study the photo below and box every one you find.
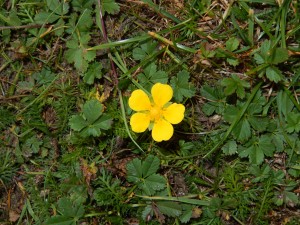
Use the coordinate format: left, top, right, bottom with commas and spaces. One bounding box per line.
152, 119, 173, 142
163, 103, 185, 124
130, 113, 150, 133
128, 90, 151, 111
151, 83, 173, 107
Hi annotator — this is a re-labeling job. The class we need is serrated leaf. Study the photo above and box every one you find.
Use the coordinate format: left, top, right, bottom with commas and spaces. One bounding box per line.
240, 145, 264, 165
83, 100, 103, 123
226, 58, 239, 66
142, 155, 160, 177
277, 90, 294, 118
266, 66, 283, 83
137, 63, 168, 90
69, 115, 88, 131
170, 70, 196, 101
224, 105, 239, 123
45, 215, 75, 225
32, 67, 56, 85
142, 205, 153, 221
200, 85, 223, 101
271, 132, 285, 152
232, 119, 251, 141
271, 47, 289, 65
144, 174, 166, 191
221, 74, 250, 99
102, 0, 120, 15
258, 135, 274, 157
72, 0, 94, 11
58, 197, 84, 218
76, 9, 93, 32
286, 112, 300, 133
23, 136, 43, 154
157, 201, 182, 217
34, 12, 60, 24
133, 41, 158, 61
179, 205, 193, 223
127, 158, 143, 183
222, 140, 237, 155
132, 48, 147, 61
93, 114, 112, 130
284, 191, 299, 205
65, 45, 96, 72
83, 62, 103, 84
254, 53, 265, 64
47, 0, 69, 15
248, 117, 268, 132
239, 135, 274, 165
226, 37, 239, 52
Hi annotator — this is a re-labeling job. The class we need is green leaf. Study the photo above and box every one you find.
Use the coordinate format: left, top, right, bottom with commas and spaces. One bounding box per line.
32, 67, 56, 85
127, 158, 143, 183
257, 40, 271, 64
142, 155, 160, 177
58, 197, 85, 218
23, 136, 43, 154
248, 117, 269, 132
47, 0, 69, 15
76, 10, 93, 32
46, 197, 84, 225
170, 70, 196, 102
239, 135, 275, 165
102, 0, 120, 15
69, 100, 112, 137
254, 52, 265, 65
200, 85, 224, 101
34, 12, 60, 24
226, 37, 239, 52
144, 174, 166, 191
72, 0, 94, 11
132, 41, 158, 61
142, 205, 153, 221
224, 105, 239, 123
93, 114, 113, 130
45, 215, 75, 225
286, 112, 300, 133
271, 47, 289, 65
277, 90, 294, 118
266, 66, 283, 83
157, 201, 182, 217
283, 191, 299, 205
69, 115, 88, 131
83, 62, 103, 84
65, 41, 96, 72
137, 63, 168, 91
179, 205, 193, 223
222, 140, 237, 155
83, 100, 103, 124
221, 74, 250, 99
232, 118, 251, 141
240, 144, 264, 165
258, 135, 274, 157
200, 85, 226, 115
226, 58, 239, 66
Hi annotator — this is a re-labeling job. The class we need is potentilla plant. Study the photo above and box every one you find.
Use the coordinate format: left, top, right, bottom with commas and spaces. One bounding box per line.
128, 83, 185, 142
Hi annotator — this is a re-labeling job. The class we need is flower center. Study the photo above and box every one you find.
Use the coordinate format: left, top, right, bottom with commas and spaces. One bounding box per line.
149, 105, 162, 121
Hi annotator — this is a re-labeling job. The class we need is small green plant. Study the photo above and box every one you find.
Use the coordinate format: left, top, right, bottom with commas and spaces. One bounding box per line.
45, 197, 85, 225
69, 99, 112, 137
253, 40, 289, 82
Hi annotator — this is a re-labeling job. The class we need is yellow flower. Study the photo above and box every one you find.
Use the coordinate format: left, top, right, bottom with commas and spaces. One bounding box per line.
128, 83, 185, 142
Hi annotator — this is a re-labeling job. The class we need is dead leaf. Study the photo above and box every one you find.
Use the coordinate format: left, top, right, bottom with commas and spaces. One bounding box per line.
9, 210, 20, 222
